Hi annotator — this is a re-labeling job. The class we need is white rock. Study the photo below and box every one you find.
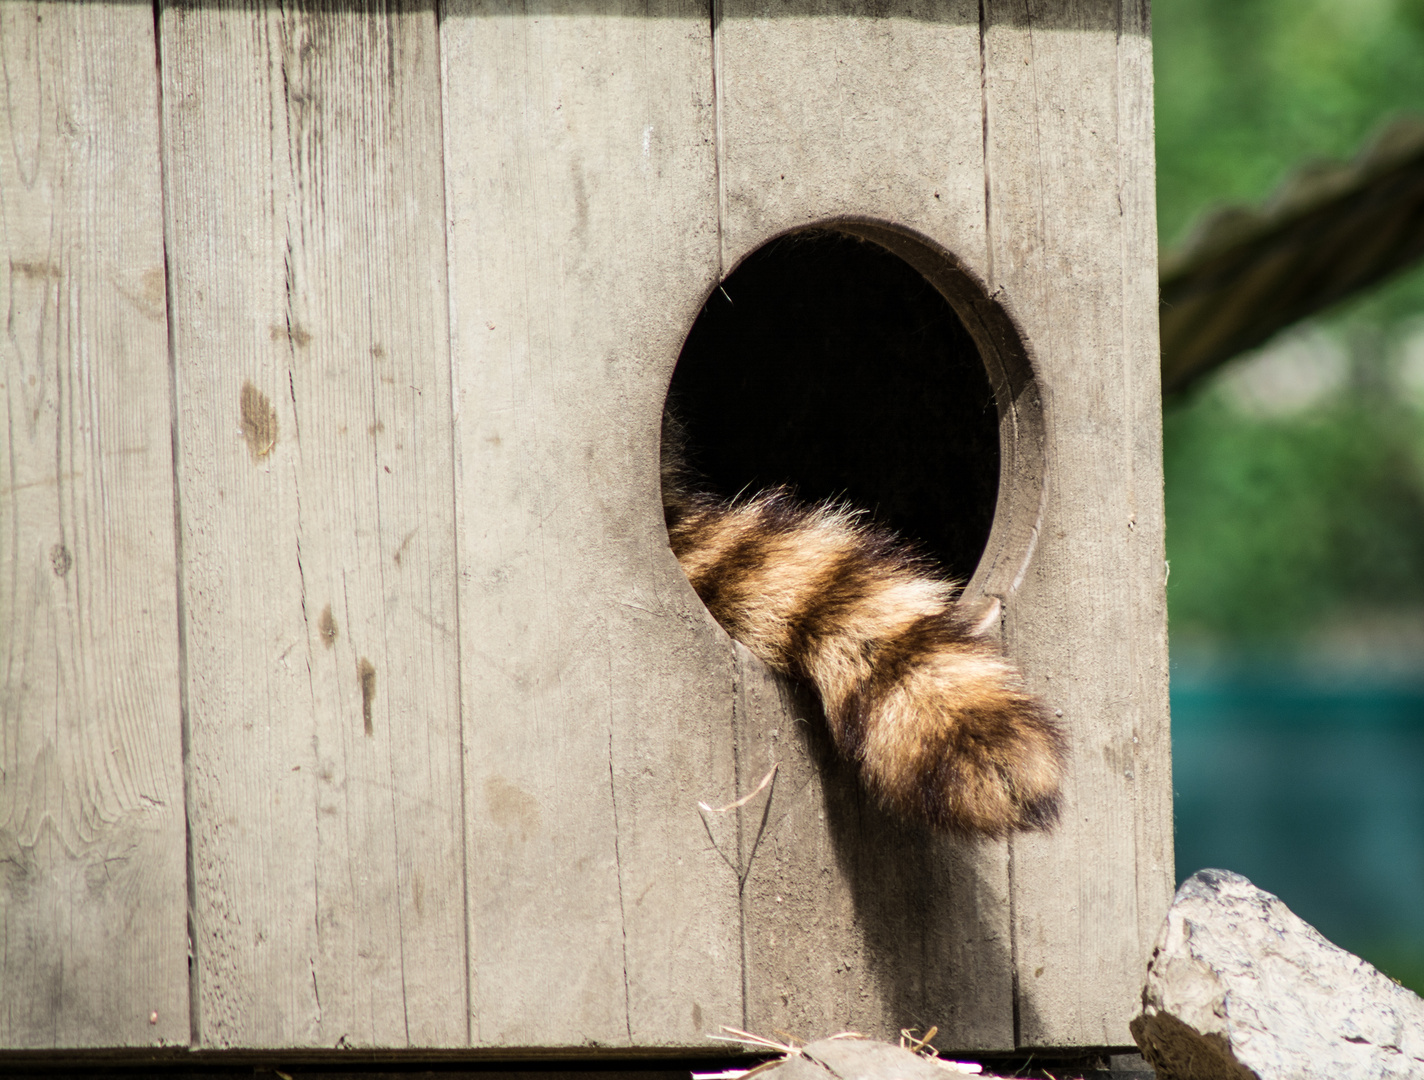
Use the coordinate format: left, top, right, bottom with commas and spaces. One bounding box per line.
1132, 869, 1424, 1080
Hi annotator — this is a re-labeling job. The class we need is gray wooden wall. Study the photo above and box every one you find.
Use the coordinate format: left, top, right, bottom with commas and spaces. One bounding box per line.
0, 0, 1171, 1056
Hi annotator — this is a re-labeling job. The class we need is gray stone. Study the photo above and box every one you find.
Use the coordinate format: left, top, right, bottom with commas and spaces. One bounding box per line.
1131, 869, 1424, 1079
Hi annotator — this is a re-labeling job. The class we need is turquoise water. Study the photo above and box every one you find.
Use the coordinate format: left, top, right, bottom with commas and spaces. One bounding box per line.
1171, 667, 1424, 986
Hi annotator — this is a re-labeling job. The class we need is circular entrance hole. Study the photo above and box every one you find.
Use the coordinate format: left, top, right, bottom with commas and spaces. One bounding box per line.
667, 230, 999, 583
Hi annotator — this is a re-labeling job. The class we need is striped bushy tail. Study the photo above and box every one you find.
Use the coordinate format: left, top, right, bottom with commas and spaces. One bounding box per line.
662, 461, 1066, 837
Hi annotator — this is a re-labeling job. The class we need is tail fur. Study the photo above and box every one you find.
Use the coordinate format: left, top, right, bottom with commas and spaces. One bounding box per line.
662, 441, 1066, 837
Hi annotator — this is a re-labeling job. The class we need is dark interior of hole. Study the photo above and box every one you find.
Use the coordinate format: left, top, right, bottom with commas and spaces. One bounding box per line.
667, 231, 1000, 583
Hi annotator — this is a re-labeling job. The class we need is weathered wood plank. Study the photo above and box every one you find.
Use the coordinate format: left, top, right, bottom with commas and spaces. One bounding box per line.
440, 0, 740, 1046
715, 0, 988, 275
1115, 0, 1175, 1007
161, 1, 465, 1047
0, 3, 189, 1048
734, 649, 1016, 1049
981, 0, 1172, 1047
714, 0, 1015, 1050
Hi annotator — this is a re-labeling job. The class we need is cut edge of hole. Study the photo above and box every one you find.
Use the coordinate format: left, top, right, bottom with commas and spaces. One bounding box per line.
665, 217, 1048, 627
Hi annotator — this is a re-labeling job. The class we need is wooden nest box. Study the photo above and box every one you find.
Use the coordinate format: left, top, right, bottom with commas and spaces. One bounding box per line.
0, 0, 1170, 1062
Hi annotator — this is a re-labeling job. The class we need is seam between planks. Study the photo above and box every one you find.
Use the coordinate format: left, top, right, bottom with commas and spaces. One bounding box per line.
430, 0, 476, 1047
152, 0, 199, 1050
710, 0, 727, 278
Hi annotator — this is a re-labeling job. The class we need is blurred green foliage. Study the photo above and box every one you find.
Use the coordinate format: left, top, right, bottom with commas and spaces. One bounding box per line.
1164, 375, 1424, 643
1155, 2, 1424, 995
1156, 0, 1424, 648
1155, 0, 1424, 246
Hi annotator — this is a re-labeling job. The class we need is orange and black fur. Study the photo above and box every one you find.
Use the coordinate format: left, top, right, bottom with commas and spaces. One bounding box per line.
662, 418, 1066, 838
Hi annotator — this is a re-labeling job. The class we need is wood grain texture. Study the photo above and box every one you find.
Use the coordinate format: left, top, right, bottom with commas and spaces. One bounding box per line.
0, 3, 189, 1048
161, 1, 466, 1048
715, 0, 987, 275
734, 649, 1015, 1049
1116, 1, 1175, 1012
714, 0, 1016, 1050
981, 0, 1172, 1048
440, 0, 740, 1048
0, 0, 1170, 1051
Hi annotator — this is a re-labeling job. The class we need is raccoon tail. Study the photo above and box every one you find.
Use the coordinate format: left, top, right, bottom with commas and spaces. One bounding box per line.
663, 480, 1066, 837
